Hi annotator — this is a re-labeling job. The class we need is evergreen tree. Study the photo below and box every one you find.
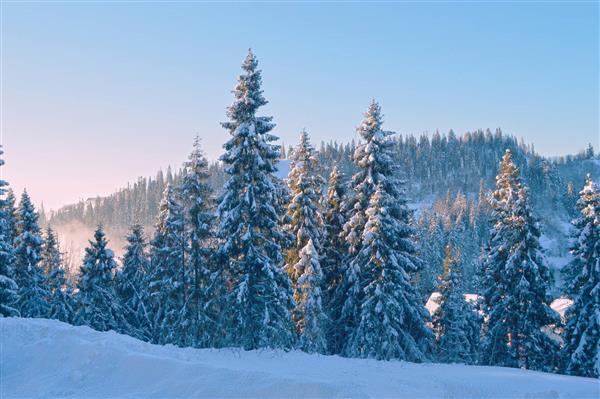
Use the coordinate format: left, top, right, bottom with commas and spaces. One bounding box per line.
433, 245, 479, 364
474, 179, 491, 244
415, 212, 446, 300
481, 150, 560, 371
147, 185, 186, 345
346, 184, 432, 361
585, 143, 595, 159
180, 136, 216, 347
563, 181, 579, 219
295, 239, 328, 354
75, 226, 127, 333
274, 175, 294, 252
4, 188, 18, 244
341, 101, 387, 257
334, 101, 387, 353
284, 129, 324, 282
335, 101, 431, 359
0, 146, 18, 317
14, 190, 49, 318
321, 164, 348, 353
284, 130, 325, 335
41, 227, 74, 323
216, 50, 294, 350
562, 175, 600, 378
450, 194, 480, 291
115, 224, 152, 341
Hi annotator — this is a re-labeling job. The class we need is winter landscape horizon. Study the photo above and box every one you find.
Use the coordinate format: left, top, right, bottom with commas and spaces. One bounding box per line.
1, 2, 599, 398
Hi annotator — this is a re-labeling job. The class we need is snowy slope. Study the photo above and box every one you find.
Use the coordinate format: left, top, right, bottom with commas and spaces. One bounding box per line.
2, 318, 598, 398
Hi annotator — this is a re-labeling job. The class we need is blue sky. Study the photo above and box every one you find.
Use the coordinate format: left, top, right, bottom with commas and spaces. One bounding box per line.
2, 1, 598, 210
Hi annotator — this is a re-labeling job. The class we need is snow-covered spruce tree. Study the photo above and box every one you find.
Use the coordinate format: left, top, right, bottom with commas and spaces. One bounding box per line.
284, 130, 325, 335
433, 245, 479, 364
333, 101, 387, 353
321, 164, 348, 353
275, 168, 294, 252
346, 184, 432, 361
322, 165, 347, 293
341, 101, 387, 257
216, 50, 294, 350
335, 101, 431, 359
41, 227, 74, 323
450, 195, 480, 292
115, 224, 152, 341
180, 136, 216, 348
473, 179, 492, 247
14, 190, 50, 318
0, 146, 18, 317
284, 129, 324, 281
75, 226, 128, 333
4, 189, 17, 245
415, 212, 446, 301
481, 150, 560, 371
562, 174, 599, 378
295, 239, 328, 353
563, 181, 579, 219
147, 184, 186, 345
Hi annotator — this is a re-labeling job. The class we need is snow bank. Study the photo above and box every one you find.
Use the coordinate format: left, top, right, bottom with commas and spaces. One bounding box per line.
2, 318, 597, 398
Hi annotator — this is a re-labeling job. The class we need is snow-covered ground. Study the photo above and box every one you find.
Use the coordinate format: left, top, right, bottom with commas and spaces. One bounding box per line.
2, 318, 597, 398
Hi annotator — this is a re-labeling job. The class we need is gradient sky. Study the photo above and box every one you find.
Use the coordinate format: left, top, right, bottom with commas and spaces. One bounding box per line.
2, 1, 598, 211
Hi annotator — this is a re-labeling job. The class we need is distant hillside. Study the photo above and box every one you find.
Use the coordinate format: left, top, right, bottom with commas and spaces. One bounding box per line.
44, 129, 599, 280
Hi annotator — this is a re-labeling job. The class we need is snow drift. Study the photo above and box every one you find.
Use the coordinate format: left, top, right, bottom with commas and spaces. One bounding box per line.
1, 318, 598, 398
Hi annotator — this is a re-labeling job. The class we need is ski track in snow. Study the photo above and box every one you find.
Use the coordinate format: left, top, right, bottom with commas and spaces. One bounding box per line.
2, 318, 598, 398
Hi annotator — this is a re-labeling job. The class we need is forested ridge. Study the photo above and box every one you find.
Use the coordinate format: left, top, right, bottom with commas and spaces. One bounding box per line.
46, 127, 597, 234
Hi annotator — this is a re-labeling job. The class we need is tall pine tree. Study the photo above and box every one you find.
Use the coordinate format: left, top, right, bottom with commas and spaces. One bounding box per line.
147, 185, 187, 345
415, 212, 446, 301
433, 245, 480, 364
4, 189, 18, 245
321, 164, 348, 353
284, 130, 325, 335
334, 101, 387, 353
341, 101, 386, 257
481, 150, 560, 371
346, 183, 432, 361
41, 227, 74, 323
284, 129, 324, 282
115, 224, 152, 341
14, 190, 49, 318
75, 226, 127, 333
180, 136, 216, 348
0, 146, 18, 317
216, 50, 294, 350
335, 101, 431, 359
562, 174, 600, 378
295, 239, 328, 353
